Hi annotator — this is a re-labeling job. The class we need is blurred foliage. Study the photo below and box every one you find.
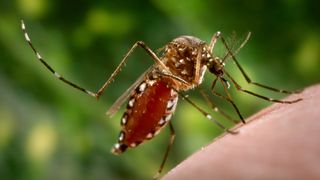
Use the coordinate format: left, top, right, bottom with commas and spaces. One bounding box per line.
0, 0, 319, 179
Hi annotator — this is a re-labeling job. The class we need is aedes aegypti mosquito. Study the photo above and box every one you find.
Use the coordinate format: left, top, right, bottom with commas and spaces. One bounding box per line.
21, 20, 301, 179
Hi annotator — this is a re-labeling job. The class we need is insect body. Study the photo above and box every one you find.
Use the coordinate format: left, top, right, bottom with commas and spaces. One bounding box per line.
21, 20, 301, 178
112, 36, 211, 154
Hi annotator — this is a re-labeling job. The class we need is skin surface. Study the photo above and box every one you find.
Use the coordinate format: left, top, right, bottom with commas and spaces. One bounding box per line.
163, 84, 320, 180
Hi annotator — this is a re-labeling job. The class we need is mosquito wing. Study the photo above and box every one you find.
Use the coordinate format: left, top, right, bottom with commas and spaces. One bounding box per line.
106, 66, 154, 117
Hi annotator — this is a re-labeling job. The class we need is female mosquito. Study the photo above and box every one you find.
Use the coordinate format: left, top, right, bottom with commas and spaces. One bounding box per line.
21, 20, 301, 179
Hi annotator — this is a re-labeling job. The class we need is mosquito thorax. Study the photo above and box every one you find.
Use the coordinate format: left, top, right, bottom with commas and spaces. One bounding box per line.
172, 36, 205, 47
160, 36, 214, 91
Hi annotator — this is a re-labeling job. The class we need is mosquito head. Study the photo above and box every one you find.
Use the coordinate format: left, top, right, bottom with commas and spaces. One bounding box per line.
206, 57, 225, 76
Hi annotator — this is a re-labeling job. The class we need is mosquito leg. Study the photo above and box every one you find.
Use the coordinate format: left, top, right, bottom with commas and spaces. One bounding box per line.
171, 87, 237, 134
219, 78, 245, 123
22, 20, 169, 99
200, 90, 238, 124
224, 70, 302, 103
233, 32, 251, 56
153, 122, 175, 180
218, 33, 301, 94
211, 77, 219, 90
208, 32, 221, 52
95, 41, 168, 98
21, 20, 97, 97
210, 77, 245, 123
155, 70, 189, 85
220, 32, 251, 63
193, 46, 202, 84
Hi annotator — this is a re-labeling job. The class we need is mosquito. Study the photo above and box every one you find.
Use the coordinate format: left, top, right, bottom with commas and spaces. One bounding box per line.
21, 20, 302, 179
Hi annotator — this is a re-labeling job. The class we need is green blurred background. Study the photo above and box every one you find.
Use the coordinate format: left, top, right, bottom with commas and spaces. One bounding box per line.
0, 0, 319, 179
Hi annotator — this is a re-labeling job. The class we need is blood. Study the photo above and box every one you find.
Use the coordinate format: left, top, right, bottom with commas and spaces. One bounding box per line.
123, 78, 174, 145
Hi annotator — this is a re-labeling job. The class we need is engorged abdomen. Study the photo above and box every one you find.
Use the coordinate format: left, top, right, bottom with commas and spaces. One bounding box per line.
125, 80, 172, 144
111, 77, 178, 154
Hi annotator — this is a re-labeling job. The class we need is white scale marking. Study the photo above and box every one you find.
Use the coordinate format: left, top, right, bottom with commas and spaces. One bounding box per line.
165, 114, 172, 122
146, 133, 153, 139
170, 90, 176, 96
114, 143, 120, 149
36, 52, 42, 59
24, 33, 30, 42
226, 81, 231, 89
21, 22, 26, 30
54, 72, 61, 78
199, 66, 207, 84
159, 118, 165, 125
147, 80, 156, 86
86, 90, 96, 97
167, 99, 175, 109
119, 132, 124, 141
139, 82, 147, 92
128, 98, 135, 107
121, 116, 127, 125
181, 69, 188, 75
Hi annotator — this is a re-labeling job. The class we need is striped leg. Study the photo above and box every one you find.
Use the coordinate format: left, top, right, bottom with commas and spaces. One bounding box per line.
224, 70, 302, 104
21, 20, 167, 99
209, 77, 245, 123
170, 87, 237, 134
208, 31, 221, 52
200, 90, 239, 124
217, 32, 301, 95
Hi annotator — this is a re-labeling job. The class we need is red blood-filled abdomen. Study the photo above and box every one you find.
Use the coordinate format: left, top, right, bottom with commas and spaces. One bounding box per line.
112, 77, 178, 154
124, 79, 174, 145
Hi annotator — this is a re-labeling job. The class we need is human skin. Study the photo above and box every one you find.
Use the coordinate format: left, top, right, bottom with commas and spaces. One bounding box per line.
163, 84, 320, 180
